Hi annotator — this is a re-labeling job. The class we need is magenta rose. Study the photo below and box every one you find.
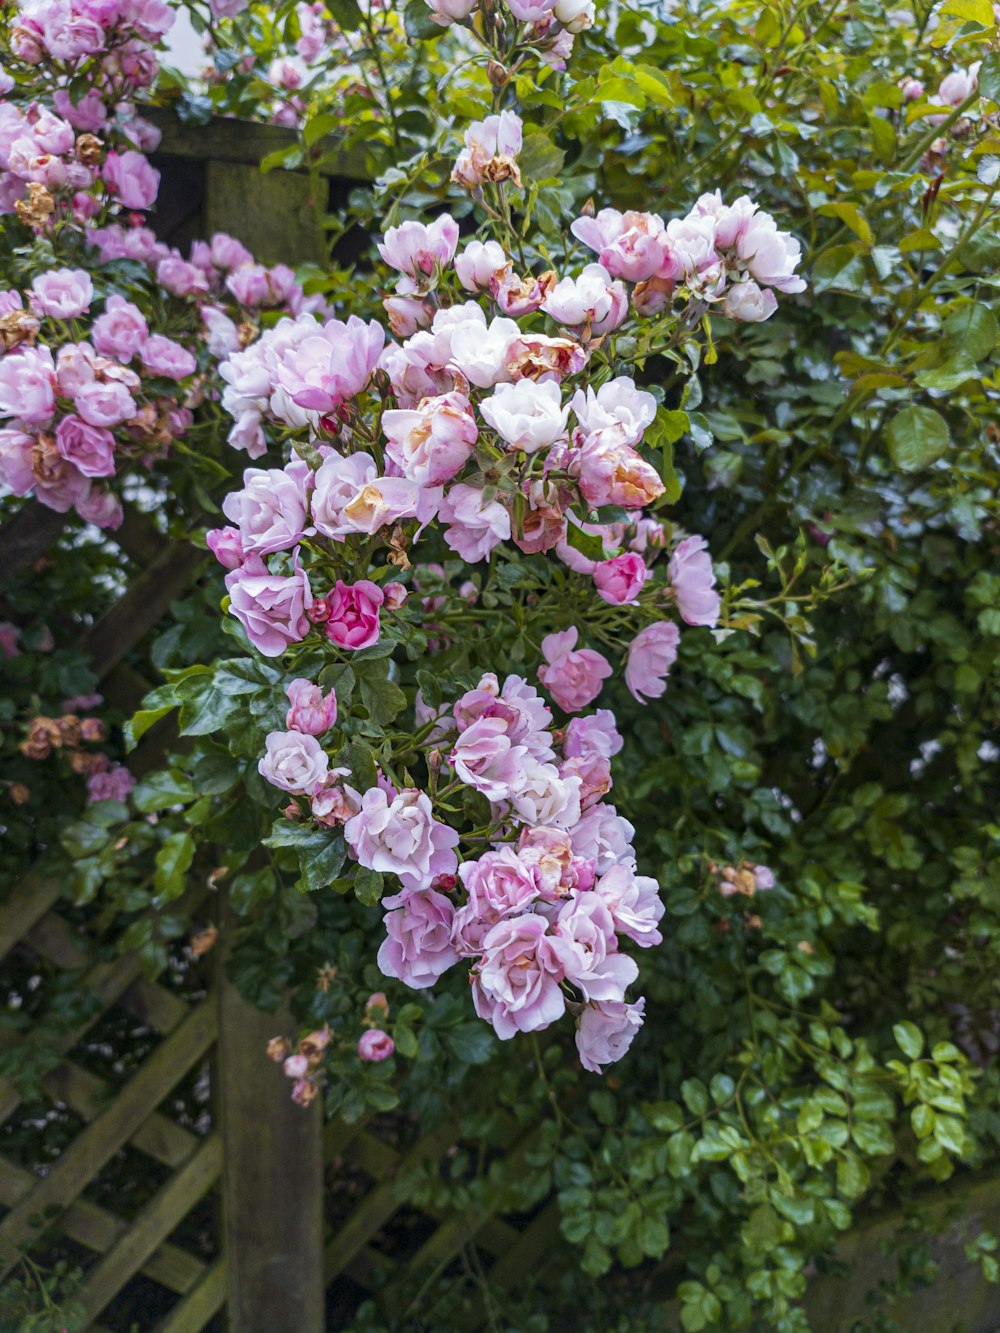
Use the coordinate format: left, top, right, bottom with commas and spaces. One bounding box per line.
624, 621, 680, 703
102, 150, 160, 210
593, 551, 649, 606
285, 678, 337, 735
92, 295, 149, 360
325, 579, 384, 651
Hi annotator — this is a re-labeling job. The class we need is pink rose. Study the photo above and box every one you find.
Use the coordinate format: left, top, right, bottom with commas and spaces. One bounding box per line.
537, 626, 611, 713
102, 150, 159, 209
576, 998, 645, 1073
593, 862, 664, 947
570, 209, 677, 283
550, 893, 638, 1002
378, 215, 459, 283
73, 380, 136, 428
92, 295, 148, 360
156, 257, 211, 298
559, 752, 611, 809
358, 1029, 395, 1062
569, 802, 636, 875
0, 346, 56, 424
593, 552, 648, 605
454, 239, 507, 291
453, 848, 540, 955
325, 579, 384, 651
206, 526, 245, 570
376, 886, 459, 988
382, 391, 478, 486
87, 763, 136, 804
624, 621, 681, 703
225, 553, 313, 657
223, 460, 312, 555
29, 269, 94, 319
258, 730, 329, 794
275, 315, 384, 414
345, 787, 459, 891
140, 334, 197, 380
77, 486, 123, 529
450, 716, 530, 801
562, 710, 622, 759
54, 415, 115, 478
383, 295, 433, 337
210, 232, 254, 270
668, 535, 720, 627
574, 438, 665, 510
285, 678, 337, 734
439, 483, 511, 563
452, 111, 523, 189
541, 264, 628, 337
472, 914, 565, 1039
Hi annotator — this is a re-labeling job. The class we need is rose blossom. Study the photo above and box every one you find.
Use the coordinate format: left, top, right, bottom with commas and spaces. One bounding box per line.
92, 295, 149, 360
593, 552, 649, 605
285, 678, 337, 734
29, 269, 94, 319
576, 997, 645, 1073
225, 553, 313, 657
563, 710, 623, 759
537, 627, 611, 713
452, 111, 523, 189
0, 345, 56, 424
570, 209, 678, 283
383, 295, 433, 337
222, 461, 313, 555
87, 763, 136, 804
508, 759, 582, 829
575, 437, 665, 510
382, 391, 478, 486
572, 376, 657, 450
325, 579, 384, 650
625, 621, 681, 703
73, 380, 136, 428
721, 279, 777, 323
472, 914, 565, 1039
457, 848, 540, 935
480, 379, 569, 453
258, 730, 329, 794
450, 716, 530, 801
541, 264, 628, 337
454, 239, 507, 291
570, 802, 636, 874
274, 315, 385, 414
206, 526, 245, 570
424, 0, 478, 22
378, 215, 459, 284
54, 415, 115, 478
593, 862, 664, 947
550, 893, 638, 1001
439, 484, 511, 563
102, 149, 159, 209
376, 886, 459, 987
346, 787, 460, 891
139, 334, 197, 380
668, 535, 720, 627
559, 752, 611, 809
358, 1029, 395, 1061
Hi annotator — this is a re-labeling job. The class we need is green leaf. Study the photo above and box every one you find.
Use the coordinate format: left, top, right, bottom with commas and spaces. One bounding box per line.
944, 302, 997, 360
154, 832, 194, 902
980, 51, 1000, 102
940, 0, 994, 26
403, 0, 439, 40
353, 865, 384, 906
518, 131, 566, 181
302, 112, 341, 148
124, 703, 176, 750
566, 520, 610, 564
264, 821, 347, 890
355, 661, 407, 725
132, 770, 196, 813
444, 1022, 495, 1064
886, 406, 950, 471
812, 244, 867, 293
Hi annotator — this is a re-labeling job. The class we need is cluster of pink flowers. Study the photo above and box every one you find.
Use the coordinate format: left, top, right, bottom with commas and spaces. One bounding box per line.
208, 113, 806, 1075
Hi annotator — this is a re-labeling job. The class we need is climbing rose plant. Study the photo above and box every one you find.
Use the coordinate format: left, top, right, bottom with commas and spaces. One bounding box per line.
208, 96, 806, 1077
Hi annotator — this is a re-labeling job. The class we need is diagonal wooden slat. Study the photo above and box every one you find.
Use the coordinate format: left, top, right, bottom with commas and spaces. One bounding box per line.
0, 998, 216, 1281
486, 1199, 562, 1290
323, 1125, 456, 1283
0, 871, 62, 963
153, 1256, 227, 1333
0, 1150, 207, 1295
82, 542, 204, 681
74, 1134, 222, 1324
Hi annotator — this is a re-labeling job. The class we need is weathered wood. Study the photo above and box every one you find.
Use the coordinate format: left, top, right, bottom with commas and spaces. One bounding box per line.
0, 500, 68, 579
82, 540, 204, 680
216, 889, 325, 1333
75, 1134, 223, 1324
154, 1257, 227, 1333
0, 870, 61, 961
145, 105, 370, 179
0, 1151, 207, 1295
0, 998, 216, 1280
205, 160, 326, 267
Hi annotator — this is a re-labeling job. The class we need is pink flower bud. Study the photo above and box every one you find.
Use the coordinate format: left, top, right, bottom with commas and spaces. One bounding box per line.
383, 582, 408, 611
358, 1029, 395, 1062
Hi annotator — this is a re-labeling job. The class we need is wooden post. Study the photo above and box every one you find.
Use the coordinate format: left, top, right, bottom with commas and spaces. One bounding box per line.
216, 891, 326, 1332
